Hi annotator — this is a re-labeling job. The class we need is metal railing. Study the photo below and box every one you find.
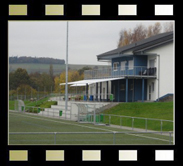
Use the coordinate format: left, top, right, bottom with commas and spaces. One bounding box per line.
93, 114, 173, 133
14, 104, 173, 132
84, 66, 157, 79
18, 105, 73, 120
9, 131, 173, 145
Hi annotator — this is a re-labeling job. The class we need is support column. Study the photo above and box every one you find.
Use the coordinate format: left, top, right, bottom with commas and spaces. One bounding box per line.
118, 80, 120, 102
96, 83, 98, 101
126, 78, 128, 102
100, 82, 102, 101
106, 81, 108, 101
86, 83, 88, 101
142, 78, 144, 102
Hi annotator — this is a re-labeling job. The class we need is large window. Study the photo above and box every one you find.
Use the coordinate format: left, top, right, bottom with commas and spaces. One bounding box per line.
128, 60, 134, 70
121, 61, 126, 71
113, 62, 118, 71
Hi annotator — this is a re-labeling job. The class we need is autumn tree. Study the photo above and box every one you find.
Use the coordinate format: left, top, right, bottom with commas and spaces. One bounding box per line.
163, 22, 174, 32
117, 22, 165, 48
54, 70, 82, 93
16, 84, 37, 96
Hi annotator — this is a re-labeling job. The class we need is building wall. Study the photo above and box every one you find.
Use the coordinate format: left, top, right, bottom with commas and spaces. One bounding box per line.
134, 55, 147, 67
112, 78, 147, 102
145, 42, 174, 99
112, 56, 133, 68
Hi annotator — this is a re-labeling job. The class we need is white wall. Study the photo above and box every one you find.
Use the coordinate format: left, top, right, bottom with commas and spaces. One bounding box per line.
145, 42, 174, 99
89, 81, 111, 100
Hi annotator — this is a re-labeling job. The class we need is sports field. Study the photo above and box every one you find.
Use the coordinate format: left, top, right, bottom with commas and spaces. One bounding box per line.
9, 111, 173, 145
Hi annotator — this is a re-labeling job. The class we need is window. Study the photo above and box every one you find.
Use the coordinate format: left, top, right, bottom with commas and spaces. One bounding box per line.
113, 62, 118, 71
121, 61, 126, 70
128, 60, 134, 70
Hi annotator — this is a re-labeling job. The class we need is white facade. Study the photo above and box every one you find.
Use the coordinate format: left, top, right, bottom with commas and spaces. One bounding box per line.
145, 42, 174, 100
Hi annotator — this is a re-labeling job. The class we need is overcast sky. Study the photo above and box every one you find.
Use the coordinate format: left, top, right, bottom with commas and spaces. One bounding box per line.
8, 21, 173, 65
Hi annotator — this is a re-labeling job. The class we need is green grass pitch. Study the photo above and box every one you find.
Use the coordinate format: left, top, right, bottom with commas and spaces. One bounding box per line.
9, 111, 173, 145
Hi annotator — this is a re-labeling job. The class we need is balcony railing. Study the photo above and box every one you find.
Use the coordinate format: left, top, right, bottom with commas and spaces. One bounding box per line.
84, 66, 157, 80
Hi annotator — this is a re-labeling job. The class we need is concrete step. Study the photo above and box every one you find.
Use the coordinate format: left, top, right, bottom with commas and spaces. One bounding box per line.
57, 101, 72, 106
51, 105, 71, 110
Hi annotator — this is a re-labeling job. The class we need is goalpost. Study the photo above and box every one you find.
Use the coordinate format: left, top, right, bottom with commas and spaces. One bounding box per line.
76, 103, 105, 125
14, 100, 25, 112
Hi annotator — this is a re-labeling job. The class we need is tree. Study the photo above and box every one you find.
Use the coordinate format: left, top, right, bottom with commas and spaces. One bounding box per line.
163, 22, 174, 32
117, 22, 165, 48
40, 73, 54, 93
9, 68, 30, 90
78, 66, 92, 75
132, 24, 147, 43
54, 70, 82, 93
16, 84, 37, 96
152, 22, 162, 36
49, 64, 54, 80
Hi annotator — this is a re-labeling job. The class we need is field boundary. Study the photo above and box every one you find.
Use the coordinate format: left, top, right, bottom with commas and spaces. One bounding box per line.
9, 111, 173, 145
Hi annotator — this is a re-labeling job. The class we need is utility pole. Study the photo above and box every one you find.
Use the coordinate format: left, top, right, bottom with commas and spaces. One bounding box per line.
65, 21, 69, 119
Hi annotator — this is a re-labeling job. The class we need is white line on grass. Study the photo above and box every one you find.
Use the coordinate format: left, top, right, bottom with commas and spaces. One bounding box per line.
9, 112, 114, 132
127, 133, 170, 143
9, 112, 170, 143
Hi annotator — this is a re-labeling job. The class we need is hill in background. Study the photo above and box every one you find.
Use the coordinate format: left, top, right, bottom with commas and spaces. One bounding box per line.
9, 63, 108, 75
9, 56, 65, 64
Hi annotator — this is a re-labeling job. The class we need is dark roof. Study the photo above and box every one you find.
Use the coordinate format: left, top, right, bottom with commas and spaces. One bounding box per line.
97, 31, 173, 60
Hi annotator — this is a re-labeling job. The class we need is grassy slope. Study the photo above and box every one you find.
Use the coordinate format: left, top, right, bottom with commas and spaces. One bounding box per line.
102, 101, 173, 131
9, 97, 57, 110
103, 102, 173, 120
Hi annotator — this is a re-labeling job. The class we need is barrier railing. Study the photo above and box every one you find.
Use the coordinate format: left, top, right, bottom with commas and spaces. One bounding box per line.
9, 131, 173, 145
91, 114, 173, 132
84, 66, 157, 79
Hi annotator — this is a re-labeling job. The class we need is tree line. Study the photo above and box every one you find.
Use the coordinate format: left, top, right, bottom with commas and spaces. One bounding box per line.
9, 65, 91, 98
9, 56, 65, 64
117, 22, 173, 48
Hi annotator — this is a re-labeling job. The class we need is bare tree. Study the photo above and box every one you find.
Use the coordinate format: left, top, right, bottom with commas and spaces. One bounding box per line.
163, 22, 174, 32
117, 22, 164, 48
152, 22, 162, 36
131, 24, 147, 43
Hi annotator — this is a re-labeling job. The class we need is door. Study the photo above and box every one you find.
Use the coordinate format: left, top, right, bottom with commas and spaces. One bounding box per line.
149, 85, 151, 100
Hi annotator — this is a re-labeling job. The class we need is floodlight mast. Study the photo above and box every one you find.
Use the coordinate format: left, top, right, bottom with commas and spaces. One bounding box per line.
65, 21, 69, 119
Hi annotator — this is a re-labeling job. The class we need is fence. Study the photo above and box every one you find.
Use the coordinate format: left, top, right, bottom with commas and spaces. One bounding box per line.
84, 66, 157, 79
14, 103, 173, 132
85, 113, 173, 132
19, 105, 73, 120
9, 131, 173, 145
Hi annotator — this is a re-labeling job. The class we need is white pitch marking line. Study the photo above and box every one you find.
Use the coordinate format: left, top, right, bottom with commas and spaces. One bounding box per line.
126, 133, 170, 143
9, 112, 114, 132
9, 112, 170, 143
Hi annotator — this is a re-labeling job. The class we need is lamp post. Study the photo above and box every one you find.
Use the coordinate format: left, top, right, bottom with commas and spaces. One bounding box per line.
65, 21, 69, 119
